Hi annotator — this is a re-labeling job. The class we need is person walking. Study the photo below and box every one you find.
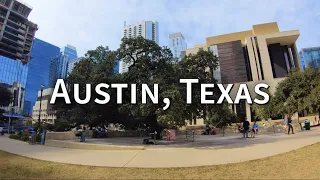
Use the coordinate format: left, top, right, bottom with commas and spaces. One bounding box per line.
287, 115, 295, 135
243, 118, 250, 138
284, 115, 288, 134
81, 126, 86, 142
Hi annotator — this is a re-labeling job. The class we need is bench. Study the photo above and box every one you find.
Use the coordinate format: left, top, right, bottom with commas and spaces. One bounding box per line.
143, 132, 157, 145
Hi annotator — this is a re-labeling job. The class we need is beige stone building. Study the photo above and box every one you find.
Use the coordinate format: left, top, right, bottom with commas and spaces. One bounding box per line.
186, 22, 300, 126
32, 88, 56, 124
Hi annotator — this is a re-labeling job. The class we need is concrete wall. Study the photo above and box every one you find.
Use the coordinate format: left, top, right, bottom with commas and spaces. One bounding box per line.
45, 130, 149, 141
46, 131, 75, 140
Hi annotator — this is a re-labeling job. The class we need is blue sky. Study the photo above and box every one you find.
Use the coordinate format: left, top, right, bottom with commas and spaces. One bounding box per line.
24, 0, 320, 56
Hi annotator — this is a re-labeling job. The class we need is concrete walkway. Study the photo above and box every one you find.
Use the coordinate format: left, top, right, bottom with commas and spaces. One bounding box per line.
0, 128, 320, 168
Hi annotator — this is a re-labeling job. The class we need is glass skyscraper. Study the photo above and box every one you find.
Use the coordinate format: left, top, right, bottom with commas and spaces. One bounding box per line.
299, 47, 320, 70
67, 57, 83, 75
114, 59, 119, 74
0, 56, 28, 113
48, 45, 78, 87
23, 38, 60, 116
169, 32, 187, 61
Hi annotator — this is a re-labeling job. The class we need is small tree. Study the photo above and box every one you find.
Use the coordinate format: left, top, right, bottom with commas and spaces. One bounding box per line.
252, 89, 275, 121
207, 104, 238, 136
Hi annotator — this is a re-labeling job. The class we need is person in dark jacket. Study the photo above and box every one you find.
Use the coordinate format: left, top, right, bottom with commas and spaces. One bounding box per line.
243, 118, 250, 138
287, 115, 295, 135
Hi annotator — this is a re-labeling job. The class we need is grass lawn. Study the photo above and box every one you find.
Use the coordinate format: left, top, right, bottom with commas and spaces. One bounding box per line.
1, 144, 320, 179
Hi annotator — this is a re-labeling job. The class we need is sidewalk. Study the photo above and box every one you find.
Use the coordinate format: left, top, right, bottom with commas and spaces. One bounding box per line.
0, 129, 319, 168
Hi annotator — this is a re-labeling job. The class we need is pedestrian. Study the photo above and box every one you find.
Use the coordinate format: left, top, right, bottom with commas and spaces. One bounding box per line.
81, 126, 86, 142
0, 126, 3, 135
284, 115, 288, 134
287, 115, 294, 135
243, 118, 250, 138
251, 121, 259, 138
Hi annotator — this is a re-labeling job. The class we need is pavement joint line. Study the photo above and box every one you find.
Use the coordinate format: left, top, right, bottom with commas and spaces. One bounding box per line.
122, 149, 143, 167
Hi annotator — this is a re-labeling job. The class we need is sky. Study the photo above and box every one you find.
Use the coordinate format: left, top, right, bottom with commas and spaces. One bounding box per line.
23, 0, 320, 57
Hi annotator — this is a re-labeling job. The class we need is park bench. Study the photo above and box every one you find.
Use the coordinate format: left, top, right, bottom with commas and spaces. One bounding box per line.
143, 132, 158, 145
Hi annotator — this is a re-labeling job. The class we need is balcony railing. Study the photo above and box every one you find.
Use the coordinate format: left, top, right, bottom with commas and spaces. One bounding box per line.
17, 34, 24, 39
18, 28, 25, 34
17, 40, 24, 46
16, 52, 22, 58
7, 18, 27, 30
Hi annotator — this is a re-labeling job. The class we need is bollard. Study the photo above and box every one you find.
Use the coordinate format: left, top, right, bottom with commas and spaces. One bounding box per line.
192, 130, 195, 142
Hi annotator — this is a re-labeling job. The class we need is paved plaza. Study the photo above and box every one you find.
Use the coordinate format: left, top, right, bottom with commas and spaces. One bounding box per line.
0, 128, 320, 168
73, 131, 311, 149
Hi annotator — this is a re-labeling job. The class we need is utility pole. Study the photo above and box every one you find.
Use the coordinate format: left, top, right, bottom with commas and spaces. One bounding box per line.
38, 85, 45, 128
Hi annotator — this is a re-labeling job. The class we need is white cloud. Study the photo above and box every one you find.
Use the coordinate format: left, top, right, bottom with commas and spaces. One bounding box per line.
24, 0, 320, 56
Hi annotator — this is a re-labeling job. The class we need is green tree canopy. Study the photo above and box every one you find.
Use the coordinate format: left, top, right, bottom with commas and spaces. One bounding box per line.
252, 89, 276, 120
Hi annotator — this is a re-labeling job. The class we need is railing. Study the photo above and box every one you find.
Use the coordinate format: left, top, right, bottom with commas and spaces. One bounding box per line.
18, 28, 25, 34
17, 34, 24, 39
16, 52, 22, 57
17, 40, 24, 46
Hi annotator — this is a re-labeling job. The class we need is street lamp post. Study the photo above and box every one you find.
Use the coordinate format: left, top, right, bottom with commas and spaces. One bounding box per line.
38, 85, 45, 128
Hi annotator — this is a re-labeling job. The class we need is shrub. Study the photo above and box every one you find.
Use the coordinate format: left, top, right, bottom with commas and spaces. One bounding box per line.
9, 132, 31, 142
20, 132, 30, 142
9, 134, 20, 140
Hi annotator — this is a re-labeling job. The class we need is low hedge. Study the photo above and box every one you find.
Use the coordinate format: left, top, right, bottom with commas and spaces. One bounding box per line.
9, 131, 42, 142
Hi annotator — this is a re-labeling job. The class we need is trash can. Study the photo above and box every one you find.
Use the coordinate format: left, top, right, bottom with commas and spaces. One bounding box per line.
304, 120, 310, 130
29, 131, 36, 145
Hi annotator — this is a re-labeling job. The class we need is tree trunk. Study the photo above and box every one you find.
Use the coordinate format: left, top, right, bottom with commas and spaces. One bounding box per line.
147, 114, 161, 140
203, 105, 207, 123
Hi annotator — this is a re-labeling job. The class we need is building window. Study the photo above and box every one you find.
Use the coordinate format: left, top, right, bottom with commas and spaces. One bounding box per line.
199, 48, 203, 51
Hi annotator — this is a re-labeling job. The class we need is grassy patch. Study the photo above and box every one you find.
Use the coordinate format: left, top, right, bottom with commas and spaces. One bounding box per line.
1, 143, 320, 179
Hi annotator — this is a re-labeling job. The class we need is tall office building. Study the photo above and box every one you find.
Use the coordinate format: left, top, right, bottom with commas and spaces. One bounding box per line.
0, 57, 28, 113
23, 38, 60, 116
67, 57, 83, 75
32, 88, 56, 124
299, 47, 320, 70
0, 0, 37, 114
114, 59, 119, 74
186, 22, 300, 125
0, 0, 37, 63
48, 45, 77, 87
119, 20, 159, 73
169, 32, 187, 61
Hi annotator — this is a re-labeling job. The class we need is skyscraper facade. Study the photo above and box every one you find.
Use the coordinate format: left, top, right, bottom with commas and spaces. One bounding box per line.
169, 32, 187, 61
186, 22, 300, 125
0, 0, 37, 114
67, 57, 83, 75
0, 56, 28, 113
299, 47, 320, 70
113, 59, 119, 74
48, 45, 77, 87
23, 38, 60, 116
119, 20, 159, 73
0, 0, 37, 63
